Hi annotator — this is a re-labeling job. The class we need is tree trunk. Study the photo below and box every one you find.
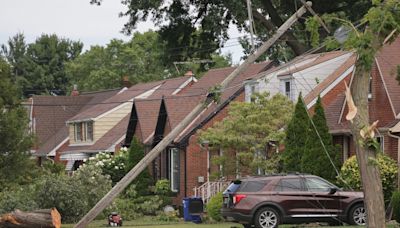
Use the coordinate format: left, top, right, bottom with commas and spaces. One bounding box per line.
0, 208, 61, 228
350, 62, 386, 227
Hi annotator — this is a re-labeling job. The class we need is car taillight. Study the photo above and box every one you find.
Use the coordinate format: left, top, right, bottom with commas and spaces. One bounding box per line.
233, 194, 247, 205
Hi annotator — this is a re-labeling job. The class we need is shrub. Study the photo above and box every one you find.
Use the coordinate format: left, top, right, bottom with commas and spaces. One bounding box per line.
35, 165, 112, 223
126, 137, 153, 195
84, 151, 127, 185
111, 180, 173, 220
35, 174, 89, 223
392, 191, 400, 223
338, 154, 398, 203
206, 192, 224, 222
0, 185, 38, 214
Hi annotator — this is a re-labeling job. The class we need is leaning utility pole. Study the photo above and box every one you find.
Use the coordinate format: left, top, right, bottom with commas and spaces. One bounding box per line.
74, 3, 312, 227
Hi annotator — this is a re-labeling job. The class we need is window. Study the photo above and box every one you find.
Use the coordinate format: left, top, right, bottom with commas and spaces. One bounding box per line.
74, 123, 83, 142
275, 178, 303, 191
87, 122, 93, 141
368, 75, 372, 100
238, 180, 270, 192
280, 79, 292, 100
169, 148, 180, 192
376, 136, 384, 152
305, 177, 335, 192
73, 121, 94, 143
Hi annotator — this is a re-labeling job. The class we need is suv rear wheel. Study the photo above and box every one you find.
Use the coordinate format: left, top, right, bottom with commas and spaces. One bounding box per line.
254, 207, 280, 228
348, 204, 366, 225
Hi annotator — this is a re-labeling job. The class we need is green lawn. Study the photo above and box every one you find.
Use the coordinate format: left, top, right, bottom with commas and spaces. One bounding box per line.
62, 217, 398, 228
62, 220, 369, 228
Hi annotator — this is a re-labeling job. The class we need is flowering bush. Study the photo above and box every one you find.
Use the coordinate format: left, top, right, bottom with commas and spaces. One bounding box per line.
84, 150, 128, 185
338, 154, 398, 203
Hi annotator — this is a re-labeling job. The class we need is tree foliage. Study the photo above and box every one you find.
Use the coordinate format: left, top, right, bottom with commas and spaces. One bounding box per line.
1, 33, 82, 97
66, 31, 231, 91
199, 93, 293, 177
282, 94, 310, 172
90, 0, 372, 62
301, 96, 341, 182
0, 57, 36, 188
126, 137, 153, 195
338, 154, 397, 203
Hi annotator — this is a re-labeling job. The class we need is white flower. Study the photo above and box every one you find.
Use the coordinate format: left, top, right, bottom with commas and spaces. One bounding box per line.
89, 157, 95, 160
114, 166, 119, 170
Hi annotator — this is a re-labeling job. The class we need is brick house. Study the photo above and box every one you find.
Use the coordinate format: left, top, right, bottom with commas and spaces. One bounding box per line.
124, 62, 282, 204
123, 49, 396, 206
59, 76, 196, 171
29, 88, 120, 164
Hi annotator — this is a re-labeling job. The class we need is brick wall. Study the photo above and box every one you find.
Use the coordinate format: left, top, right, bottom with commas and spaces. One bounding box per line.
172, 91, 245, 205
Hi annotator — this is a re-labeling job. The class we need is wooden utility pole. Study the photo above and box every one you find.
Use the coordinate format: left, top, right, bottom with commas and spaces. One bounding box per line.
74, 3, 311, 227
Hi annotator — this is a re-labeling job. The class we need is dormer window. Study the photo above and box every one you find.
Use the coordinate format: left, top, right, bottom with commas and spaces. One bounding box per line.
74, 121, 94, 142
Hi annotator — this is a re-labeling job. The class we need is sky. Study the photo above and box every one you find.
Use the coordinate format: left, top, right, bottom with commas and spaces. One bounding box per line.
0, 0, 244, 64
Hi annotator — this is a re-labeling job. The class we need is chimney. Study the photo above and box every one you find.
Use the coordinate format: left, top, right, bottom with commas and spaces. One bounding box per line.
122, 76, 132, 88
71, 84, 79, 96
184, 70, 194, 77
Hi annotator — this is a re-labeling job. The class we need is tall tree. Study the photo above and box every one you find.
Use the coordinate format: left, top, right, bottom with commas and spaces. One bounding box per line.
1, 33, 82, 97
89, 0, 372, 62
199, 93, 293, 177
0, 57, 35, 188
307, 1, 400, 226
282, 94, 310, 172
66, 31, 231, 91
301, 96, 340, 182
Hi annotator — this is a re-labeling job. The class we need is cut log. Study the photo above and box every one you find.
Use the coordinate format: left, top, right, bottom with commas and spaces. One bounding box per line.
0, 208, 61, 228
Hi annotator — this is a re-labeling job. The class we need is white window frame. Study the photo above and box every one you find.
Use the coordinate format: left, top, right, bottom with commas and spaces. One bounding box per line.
74, 121, 94, 143
169, 148, 180, 192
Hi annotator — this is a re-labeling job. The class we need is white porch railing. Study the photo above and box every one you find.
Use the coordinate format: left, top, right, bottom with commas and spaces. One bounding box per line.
193, 181, 230, 204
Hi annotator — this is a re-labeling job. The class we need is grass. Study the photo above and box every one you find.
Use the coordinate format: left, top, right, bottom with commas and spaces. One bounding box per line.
62, 216, 399, 228
62, 220, 373, 228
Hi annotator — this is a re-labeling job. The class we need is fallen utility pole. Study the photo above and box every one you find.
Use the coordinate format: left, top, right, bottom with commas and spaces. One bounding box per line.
74, 2, 311, 227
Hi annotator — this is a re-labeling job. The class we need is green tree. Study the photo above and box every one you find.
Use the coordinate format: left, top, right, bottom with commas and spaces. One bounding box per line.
200, 93, 293, 177
282, 94, 310, 172
66, 31, 231, 92
301, 96, 341, 182
0, 57, 35, 188
90, 0, 371, 62
1, 33, 82, 97
126, 137, 153, 195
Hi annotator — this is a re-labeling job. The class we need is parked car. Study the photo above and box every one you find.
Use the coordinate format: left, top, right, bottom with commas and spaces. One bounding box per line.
221, 174, 365, 228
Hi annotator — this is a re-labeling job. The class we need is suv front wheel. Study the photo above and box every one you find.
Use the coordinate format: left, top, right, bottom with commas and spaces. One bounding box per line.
254, 207, 281, 228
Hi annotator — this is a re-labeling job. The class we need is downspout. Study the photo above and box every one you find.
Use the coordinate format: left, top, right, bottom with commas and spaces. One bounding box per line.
388, 131, 400, 190
184, 147, 187, 198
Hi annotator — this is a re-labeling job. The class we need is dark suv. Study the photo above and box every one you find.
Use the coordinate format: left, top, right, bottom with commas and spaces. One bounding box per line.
221, 174, 365, 228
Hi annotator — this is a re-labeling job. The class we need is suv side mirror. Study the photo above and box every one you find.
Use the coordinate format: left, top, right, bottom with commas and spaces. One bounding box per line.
329, 187, 338, 194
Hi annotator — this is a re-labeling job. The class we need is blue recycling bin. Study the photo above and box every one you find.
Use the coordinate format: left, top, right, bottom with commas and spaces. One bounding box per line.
183, 197, 203, 223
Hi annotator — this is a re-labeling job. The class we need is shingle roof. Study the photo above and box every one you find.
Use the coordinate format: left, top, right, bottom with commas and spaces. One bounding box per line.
375, 38, 400, 115
135, 99, 163, 143
68, 81, 162, 121
32, 96, 94, 156
171, 62, 273, 143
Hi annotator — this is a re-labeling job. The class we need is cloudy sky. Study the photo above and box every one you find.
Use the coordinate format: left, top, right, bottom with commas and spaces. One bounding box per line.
0, 0, 244, 63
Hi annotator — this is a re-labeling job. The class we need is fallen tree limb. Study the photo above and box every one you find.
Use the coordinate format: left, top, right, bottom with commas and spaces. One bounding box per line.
0, 208, 61, 228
